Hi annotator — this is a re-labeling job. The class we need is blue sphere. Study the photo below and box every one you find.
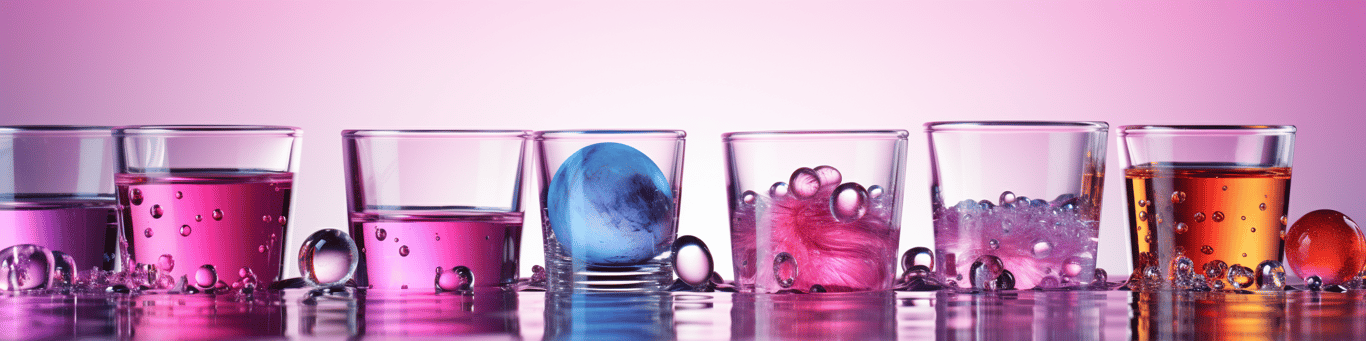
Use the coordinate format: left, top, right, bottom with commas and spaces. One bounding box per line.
548, 142, 674, 265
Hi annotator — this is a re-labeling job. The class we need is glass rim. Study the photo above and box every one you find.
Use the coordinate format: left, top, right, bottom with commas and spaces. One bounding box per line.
1120, 125, 1296, 136
722, 130, 909, 141
925, 121, 1108, 133
114, 125, 300, 137
0, 125, 113, 136
343, 129, 531, 139
534, 129, 685, 140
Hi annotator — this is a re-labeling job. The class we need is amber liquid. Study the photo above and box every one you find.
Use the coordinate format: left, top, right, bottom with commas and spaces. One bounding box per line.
1126, 164, 1290, 279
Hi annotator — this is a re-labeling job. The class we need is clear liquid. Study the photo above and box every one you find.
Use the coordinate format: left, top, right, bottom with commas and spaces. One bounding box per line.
117, 172, 292, 286
351, 211, 523, 290
0, 199, 118, 271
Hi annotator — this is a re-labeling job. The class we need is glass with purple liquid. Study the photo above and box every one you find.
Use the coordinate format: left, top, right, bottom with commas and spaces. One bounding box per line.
927, 121, 1108, 289
1, 126, 117, 274
723, 130, 909, 293
344, 130, 530, 291
115, 125, 300, 289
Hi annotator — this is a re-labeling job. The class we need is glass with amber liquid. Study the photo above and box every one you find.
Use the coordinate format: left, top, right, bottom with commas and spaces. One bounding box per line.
1121, 126, 1295, 288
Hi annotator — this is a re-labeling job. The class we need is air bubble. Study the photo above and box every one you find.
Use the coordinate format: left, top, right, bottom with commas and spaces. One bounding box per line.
180, 225, 192, 237
259, 245, 267, 253
1242, 253, 1247, 257
212, 209, 223, 221
436, 266, 475, 292
175, 191, 183, 199
1063, 256, 1088, 277
1032, 241, 1053, 258
1250, 227, 1256, 233
809, 284, 827, 293
1226, 264, 1254, 289
1222, 185, 1228, 191
671, 235, 714, 287
1175, 222, 1189, 234
1170, 256, 1194, 282
1138, 200, 1149, 208
434, 234, 440, 241
1212, 211, 1225, 222
195, 215, 202, 222
1204, 260, 1228, 279
988, 239, 1000, 250
1171, 191, 1186, 204
278, 216, 287, 226
375, 228, 387, 241
1093, 268, 1108, 286
0, 244, 54, 291
1259, 203, 1267, 211
1194, 212, 1206, 222
969, 255, 1005, 290
1254, 260, 1286, 291
130, 188, 144, 205
773, 252, 798, 288
829, 183, 869, 222
150, 205, 163, 219
1138, 211, 1148, 222
812, 165, 842, 186
158, 254, 175, 272
1280, 216, 1288, 226
741, 191, 757, 205
1241, 216, 1246, 221
1200, 245, 1214, 255
299, 228, 358, 287
769, 182, 789, 197
262, 215, 272, 223
399, 245, 410, 257
868, 185, 884, 199
144, 228, 154, 238
195, 264, 218, 289
996, 270, 1016, 290
1305, 275, 1323, 290
788, 168, 821, 198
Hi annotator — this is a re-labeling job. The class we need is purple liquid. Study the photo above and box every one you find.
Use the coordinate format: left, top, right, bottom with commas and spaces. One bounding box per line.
351, 211, 522, 290
117, 172, 292, 286
0, 199, 117, 271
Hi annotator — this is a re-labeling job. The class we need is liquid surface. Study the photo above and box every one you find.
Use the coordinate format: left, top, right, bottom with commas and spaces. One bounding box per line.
351, 211, 523, 290
1126, 166, 1290, 281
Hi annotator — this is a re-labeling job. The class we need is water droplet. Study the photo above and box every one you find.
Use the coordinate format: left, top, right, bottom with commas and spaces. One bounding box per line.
1175, 222, 1189, 234
195, 264, 218, 288
829, 183, 869, 222
1259, 203, 1266, 211
773, 252, 798, 288
1200, 245, 1214, 255
1093, 268, 1108, 286
769, 182, 788, 197
194, 215, 202, 222
299, 228, 358, 287
1138, 211, 1148, 222
741, 190, 757, 204
262, 215, 271, 223
278, 216, 287, 226
211, 209, 223, 221
788, 167, 821, 198
1280, 215, 1287, 226
1212, 211, 1225, 222
999, 191, 1016, 205
1063, 256, 1088, 277
969, 255, 1005, 290
1170, 256, 1194, 281
150, 205, 163, 219
1226, 264, 1254, 289
399, 245, 409, 257
1204, 260, 1228, 279
1171, 191, 1186, 204
375, 228, 387, 241
1305, 275, 1323, 290
158, 254, 175, 272
1037, 276, 1062, 289
987, 239, 1000, 250
144, 228, 154, 238
1221, 185, 1228, 191
174, 191, 183, 199
1137, 200, 1149, 208
1032, 241, 1053, 258
1254, 260, 1286, 291
0, 244, 54, 291
901, 247, 934, 272
995, 270, 1016, 290
1194, 212, 1206, 222
868, 185, 884, 199
180, 225, 192, 236
671, 235, 714, 287
812, 165, 842, 186
436, 266, 474, 292
809, 284, 827, 293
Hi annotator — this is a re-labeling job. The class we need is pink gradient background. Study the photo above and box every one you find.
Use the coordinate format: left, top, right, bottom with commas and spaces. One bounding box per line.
3, 1, 1364, 280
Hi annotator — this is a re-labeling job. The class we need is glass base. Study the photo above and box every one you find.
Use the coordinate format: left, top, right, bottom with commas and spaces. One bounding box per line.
546, 254, 673, 292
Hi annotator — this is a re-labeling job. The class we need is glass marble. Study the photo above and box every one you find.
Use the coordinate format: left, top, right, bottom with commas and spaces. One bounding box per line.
1285, 209, 1366, 285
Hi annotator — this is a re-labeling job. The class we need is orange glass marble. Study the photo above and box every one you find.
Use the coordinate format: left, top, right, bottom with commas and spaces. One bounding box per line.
1284, 209, 1366, 285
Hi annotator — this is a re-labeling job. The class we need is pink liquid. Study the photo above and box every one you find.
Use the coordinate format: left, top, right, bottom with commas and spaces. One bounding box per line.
0, 199, 117, 271
351, 211, 522, 290
117, 172, 292, 286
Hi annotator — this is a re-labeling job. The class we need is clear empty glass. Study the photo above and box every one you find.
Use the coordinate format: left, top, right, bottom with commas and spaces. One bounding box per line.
343, 130, 530, 291
1121, 125, 1294, 289
723, 130, 909, 293
115, 125, 300, 288
927, 121, 1108, 289
535, 130, 685, 292
0, 126, 117, 272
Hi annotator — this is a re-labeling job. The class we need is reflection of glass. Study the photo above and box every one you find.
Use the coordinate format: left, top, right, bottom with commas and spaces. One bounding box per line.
349, 289, 521, 337
0, 126, 117, 271
931, 291, 1120, 339
116, 125, 299, 286
731, 291, 895, 339
124, 294, 287, 340
1122, 126, 1294, 286
535, 130, 685, 292
927, 122, 1109, 289
1132, 291, 1293, 339
544, 292, 674, 339
723, 131, 909, 293
343, 130, 530, 290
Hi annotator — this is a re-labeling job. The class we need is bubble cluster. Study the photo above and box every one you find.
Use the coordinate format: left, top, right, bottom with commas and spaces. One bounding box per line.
934, 191, 1099, 289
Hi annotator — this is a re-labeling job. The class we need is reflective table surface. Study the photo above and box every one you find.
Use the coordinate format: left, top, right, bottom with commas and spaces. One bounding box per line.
3, 287, 1364, 340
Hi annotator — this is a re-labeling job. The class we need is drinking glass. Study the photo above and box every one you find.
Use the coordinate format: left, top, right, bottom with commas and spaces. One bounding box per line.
724, 130, 909, 293
343, 130, 530, 290
927, 121, 1108, 289
0, 126, 116, 272
1121, 125, 1294, 288
115, 125, 300, 288
535, 130, 685, 292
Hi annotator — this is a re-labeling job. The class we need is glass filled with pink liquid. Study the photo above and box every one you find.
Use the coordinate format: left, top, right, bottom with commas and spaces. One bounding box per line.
723, 130, 909, 293
115, 125, 300, 288
343, 130, 530, 291
1, 126, 117, 274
